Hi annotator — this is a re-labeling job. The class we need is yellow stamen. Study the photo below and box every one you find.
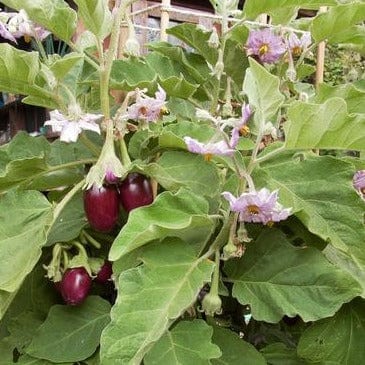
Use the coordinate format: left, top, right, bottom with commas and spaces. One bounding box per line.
259, 44, 269, 56
240, 125, 250, 137
292, 46, 302, 57
247, 205, 260, 215
266, 221, 274, 227
24, 35, 31, 43
204, 153, 213, 162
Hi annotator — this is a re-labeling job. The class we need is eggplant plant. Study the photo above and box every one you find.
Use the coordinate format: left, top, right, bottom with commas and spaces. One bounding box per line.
0, 0, 364, 364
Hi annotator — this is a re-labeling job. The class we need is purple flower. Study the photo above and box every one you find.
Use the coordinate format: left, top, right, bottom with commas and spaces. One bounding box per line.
246, 28, 286, 64
44, 109, 102, 143
287, 32, 311, 57
222, 188, 292, 225
353, 170, 365, 194
126, 86, 167, 123
184, 136, 236, 161
0, 21, 17, 42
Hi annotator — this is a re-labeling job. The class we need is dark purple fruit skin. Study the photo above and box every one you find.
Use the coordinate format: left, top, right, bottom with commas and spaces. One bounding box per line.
60, 267, 92, 306
95, 261, 113, 284
118, 173, 153, 213
84, 185, 119, 232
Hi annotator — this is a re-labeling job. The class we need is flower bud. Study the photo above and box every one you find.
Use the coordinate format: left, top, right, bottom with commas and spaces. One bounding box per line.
125, 36, 140, 57
208, 27, 220, 49
201, 291, 222, 316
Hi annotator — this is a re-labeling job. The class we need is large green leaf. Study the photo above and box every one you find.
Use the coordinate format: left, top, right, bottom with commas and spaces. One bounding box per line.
285, 98, 365, 150
243, 58, 284, 128
73, 0, 112, 39
297, 299, 365, 364
0, 190, 52, 293
100, 240, 215, 365
144, 320, 221, 365
254, 156, 365, 294
256, 156, 365, 296
109, 189, 215, 261
26, 296, 110, 363
17, 355, 72, 364
142, 151, 221, 198
225, 229, 361, 323
211, 327, 266, 365
243, 0, 336, 20
311, 3, 365, 43
315, 83, 365, 114
1, 0, 77, 42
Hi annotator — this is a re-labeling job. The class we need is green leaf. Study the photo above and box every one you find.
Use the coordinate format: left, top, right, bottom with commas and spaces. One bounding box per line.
73, 0, 112, 39
0, 44, 42, 96
0, 190, 52, 293
167, 24, 218, 66
315, 83, 365, 114
142, 151, 221, 198
211, 327, 266, 365
225, 229, 361, 323
254, 156, 365, 295
285, 98, 365, 151
17, 355, 72, 364
46, 191, 87, 245
144, 320, 221, 365
243, 0, 336, 20
26, 296, 111, 363
243, 58, 285, 127
109, 189, 215, 261
297, 299, 365, 364
261, 343, 308, 365
0, 337, 17, 365
159, 76, 199, 99
311, 3, 365, 43
1, 0, 77, 42
100, 240, 215, 365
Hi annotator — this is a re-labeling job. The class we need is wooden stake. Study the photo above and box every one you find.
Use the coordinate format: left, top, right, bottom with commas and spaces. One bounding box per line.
160, 0, 171, 41
315, 7, 327, 89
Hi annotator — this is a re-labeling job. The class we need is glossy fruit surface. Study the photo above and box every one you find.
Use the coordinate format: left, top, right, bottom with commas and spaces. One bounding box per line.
84, 185, 119, 232
95, 261, 113, 284
118, 173, 153, 213
59, 267, 92, 305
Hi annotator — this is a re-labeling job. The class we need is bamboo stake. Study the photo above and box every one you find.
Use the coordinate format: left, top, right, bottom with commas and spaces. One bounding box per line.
315, 7, 328, 89
160, 0, 171, 41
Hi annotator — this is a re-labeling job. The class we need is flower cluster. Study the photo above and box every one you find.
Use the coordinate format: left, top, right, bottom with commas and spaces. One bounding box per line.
44, 106, 102, 143
125, 86, 167, 123
246, 28, 311, 64
222, 188, 292, 225
0, 9, 49, 43
184, 104, 252, 160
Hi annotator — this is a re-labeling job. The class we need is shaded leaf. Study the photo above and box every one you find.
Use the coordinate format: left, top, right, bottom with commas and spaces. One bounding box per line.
26, 296, 111, 363
109, 189, 215, 261
212, 327, 266, 365
285, 98, 365, 151
100, 240, 215, 364
225, 229, 361, 323
0, 190, 52, 293
297, 299, 365, 364
144, 320, 221, 365
261, 343, 308, 365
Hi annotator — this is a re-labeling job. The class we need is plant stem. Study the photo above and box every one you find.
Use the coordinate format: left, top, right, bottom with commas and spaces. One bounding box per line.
82, 230, 102, 249
254, 145, 286, 164
52, 178, 85, 223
